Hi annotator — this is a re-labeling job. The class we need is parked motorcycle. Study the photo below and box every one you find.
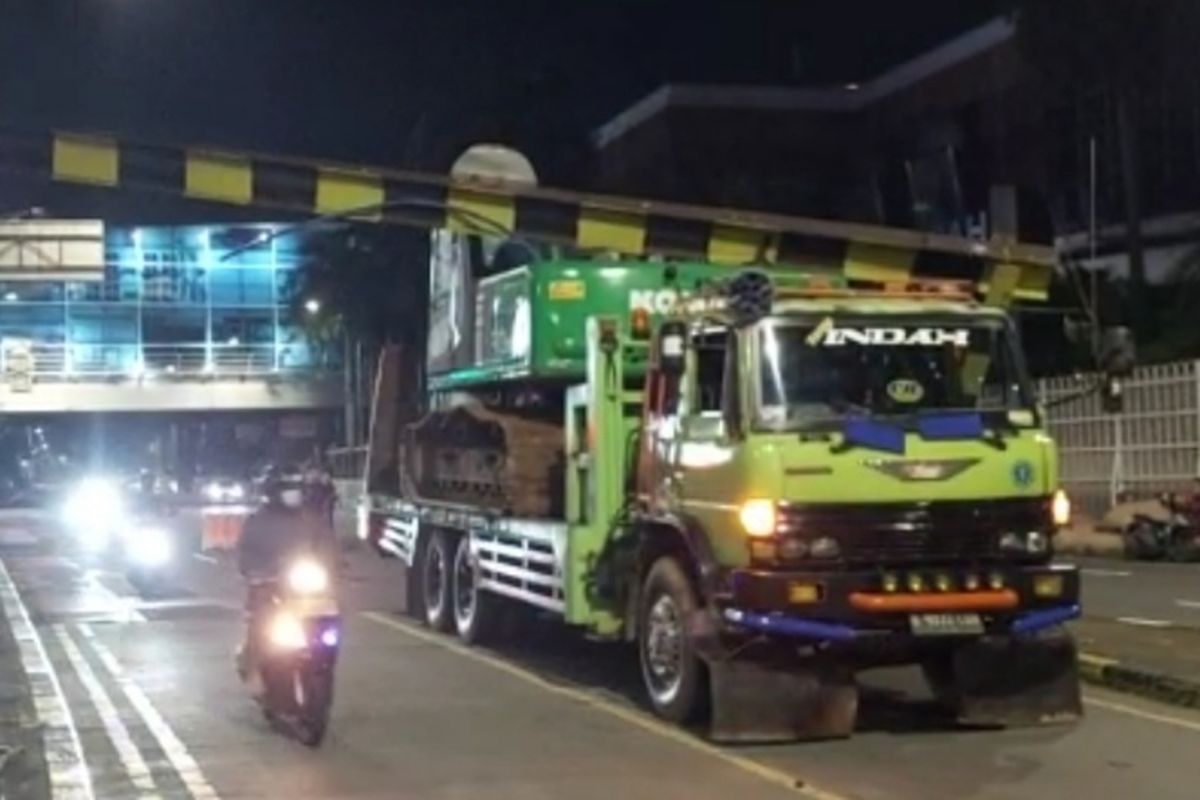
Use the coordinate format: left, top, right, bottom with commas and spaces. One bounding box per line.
1123, 493, 1200, 562
241, 555, 341, 747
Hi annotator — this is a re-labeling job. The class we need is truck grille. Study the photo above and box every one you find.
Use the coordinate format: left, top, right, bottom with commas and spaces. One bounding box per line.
775, 498, 1051, 565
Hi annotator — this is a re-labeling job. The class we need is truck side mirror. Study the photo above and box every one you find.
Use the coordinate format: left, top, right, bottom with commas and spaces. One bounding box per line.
1099, 326, 1136, 378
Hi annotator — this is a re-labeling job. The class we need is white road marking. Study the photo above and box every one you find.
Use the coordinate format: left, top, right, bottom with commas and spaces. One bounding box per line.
0, 560, 95, 799
1117, 616, 1173, 628
1175, 599, 1200, 609
1081, 568, 1132, 578
79, 624, 221, 800
365, 611, 845, 800
1085, 694, 1200, 735
192, 553, 219, 565
54, 626, 159, 796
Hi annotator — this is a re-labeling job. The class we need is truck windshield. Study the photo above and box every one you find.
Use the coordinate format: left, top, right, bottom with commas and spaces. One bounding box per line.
755, 314, 1035, 432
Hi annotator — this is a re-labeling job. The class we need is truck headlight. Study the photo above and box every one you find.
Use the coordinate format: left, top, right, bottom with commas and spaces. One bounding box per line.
738, 499, 777, 538
1026, 530, 1050, 555
808, 536, 841, 559
1051, 489, 1071, 527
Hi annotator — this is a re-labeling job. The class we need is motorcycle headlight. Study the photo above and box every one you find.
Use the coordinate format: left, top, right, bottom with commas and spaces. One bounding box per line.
287, 559, 329, 595
268, 612, 308, 651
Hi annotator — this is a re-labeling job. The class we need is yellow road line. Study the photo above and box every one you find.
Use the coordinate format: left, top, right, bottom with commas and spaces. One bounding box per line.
1083, 693, 1200, 734
363, 612, 849, 800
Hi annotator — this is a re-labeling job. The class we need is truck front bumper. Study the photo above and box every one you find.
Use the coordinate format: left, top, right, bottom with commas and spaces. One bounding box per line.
718, 562, 1080, 643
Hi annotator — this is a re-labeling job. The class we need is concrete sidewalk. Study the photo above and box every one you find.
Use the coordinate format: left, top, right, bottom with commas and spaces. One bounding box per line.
1074, 616, 1200, 709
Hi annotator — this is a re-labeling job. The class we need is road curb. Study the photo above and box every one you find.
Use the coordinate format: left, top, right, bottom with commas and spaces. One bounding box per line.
1079, 652, 1200, 710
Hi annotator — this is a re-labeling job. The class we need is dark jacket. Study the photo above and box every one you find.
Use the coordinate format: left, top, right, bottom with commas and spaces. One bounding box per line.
237, 504, 337, 578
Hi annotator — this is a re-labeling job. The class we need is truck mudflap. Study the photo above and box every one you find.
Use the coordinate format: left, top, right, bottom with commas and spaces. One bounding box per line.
948, 627, 1083, 728
707, 647, 859, 743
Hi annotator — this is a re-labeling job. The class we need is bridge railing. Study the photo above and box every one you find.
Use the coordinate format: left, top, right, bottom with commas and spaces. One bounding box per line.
1, 343, 337, 381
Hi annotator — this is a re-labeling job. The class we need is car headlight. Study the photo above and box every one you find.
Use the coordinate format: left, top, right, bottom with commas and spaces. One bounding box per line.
63, 477, 124, 533
267, 612, 308, 650
286, 559, 329, 594
126, 527, 172, 567
205, 483, 222, 502
229, 484, 245, 500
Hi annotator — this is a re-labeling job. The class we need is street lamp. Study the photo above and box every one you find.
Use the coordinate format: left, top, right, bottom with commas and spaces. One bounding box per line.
304, 298, 321, 315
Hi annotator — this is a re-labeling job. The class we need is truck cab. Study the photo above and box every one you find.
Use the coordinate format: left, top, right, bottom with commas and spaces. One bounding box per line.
627, 277, 1081, 734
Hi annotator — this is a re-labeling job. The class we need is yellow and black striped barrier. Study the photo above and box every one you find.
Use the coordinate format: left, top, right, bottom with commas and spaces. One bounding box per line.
0, 125, 1056, 305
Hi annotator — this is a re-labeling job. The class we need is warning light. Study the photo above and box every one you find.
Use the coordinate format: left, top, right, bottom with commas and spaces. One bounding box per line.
631, 307, 652, 340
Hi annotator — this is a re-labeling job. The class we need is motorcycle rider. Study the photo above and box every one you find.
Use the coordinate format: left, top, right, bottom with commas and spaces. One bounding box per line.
235, 469, 337, 693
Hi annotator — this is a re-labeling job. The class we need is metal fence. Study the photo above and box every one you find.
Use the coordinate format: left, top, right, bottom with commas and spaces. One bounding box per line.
1040, 360, 1200, 517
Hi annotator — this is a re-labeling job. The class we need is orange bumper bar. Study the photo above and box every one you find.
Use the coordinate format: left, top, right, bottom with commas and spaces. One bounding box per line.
849, 589, 1020, 613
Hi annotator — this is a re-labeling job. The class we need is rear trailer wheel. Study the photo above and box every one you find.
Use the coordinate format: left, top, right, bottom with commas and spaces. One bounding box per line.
452, 534, 498, 644
405, 534, 427, 621
638, 556, 706, 724
422, 532, 454, 632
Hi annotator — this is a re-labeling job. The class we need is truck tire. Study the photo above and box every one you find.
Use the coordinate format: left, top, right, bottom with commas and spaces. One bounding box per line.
404, 539, 426, 621
422, 531, 454, 632
638, 556, 706, 724
452, 534, 498, 644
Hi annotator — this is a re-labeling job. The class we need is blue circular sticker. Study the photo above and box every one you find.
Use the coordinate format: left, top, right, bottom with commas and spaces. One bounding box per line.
1011, 460, 1035, 488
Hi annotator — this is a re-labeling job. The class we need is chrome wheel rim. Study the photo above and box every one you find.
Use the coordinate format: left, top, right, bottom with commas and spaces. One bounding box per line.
643, 593, 684, 705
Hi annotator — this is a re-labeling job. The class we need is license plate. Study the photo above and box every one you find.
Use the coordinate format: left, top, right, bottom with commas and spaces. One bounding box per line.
909, 613, 984, 636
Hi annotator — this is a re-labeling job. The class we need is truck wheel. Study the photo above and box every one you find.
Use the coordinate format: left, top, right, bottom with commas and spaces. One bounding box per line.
638, 556, 706, 724
405, 532, 428, 621
452, 535, 498, 644
422, 531, 454, 632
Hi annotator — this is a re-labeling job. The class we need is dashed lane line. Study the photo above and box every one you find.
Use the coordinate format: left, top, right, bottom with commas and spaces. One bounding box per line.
79, 624, 221, 800
1116, 616, 1172, 628
0, 559, 95, 799
54, 625, 160, 797
363, 611, 849, 800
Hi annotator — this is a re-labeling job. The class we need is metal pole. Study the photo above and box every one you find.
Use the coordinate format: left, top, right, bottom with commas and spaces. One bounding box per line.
342, 332, 354, 446
1089, 136, 1100, 352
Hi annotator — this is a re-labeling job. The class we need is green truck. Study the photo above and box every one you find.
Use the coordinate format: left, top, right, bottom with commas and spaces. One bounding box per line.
360, 218, 1119, 742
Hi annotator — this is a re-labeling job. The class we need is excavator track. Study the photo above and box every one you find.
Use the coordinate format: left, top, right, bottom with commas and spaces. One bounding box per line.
403, 399, 565, 518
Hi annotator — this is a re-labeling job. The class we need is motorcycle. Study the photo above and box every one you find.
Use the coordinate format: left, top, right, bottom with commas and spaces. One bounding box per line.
241, 555, 341, 747
1123, 493, 1200, 562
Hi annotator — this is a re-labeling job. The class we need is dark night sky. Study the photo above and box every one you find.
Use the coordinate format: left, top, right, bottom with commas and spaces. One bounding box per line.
0, 0, 1010, 214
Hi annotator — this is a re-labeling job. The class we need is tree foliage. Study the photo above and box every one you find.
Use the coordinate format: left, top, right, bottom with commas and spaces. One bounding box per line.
291, 224, 427, 356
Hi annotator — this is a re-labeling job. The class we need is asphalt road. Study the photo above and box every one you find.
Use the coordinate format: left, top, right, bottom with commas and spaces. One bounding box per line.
1076, 555, 1200, 629
2, 512, 1200, 799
